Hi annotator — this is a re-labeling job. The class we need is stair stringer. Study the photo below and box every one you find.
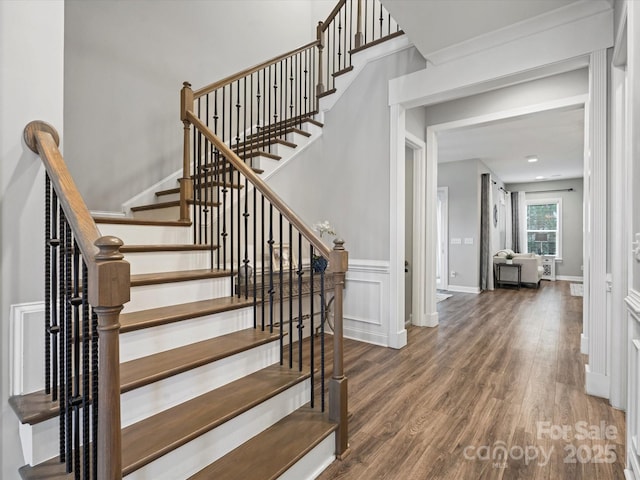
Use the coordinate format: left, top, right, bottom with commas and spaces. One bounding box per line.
121, 124, 323, 217
317, 33, 412, 115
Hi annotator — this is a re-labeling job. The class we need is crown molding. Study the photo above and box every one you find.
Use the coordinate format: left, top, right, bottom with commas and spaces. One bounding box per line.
423, 0, 612, 66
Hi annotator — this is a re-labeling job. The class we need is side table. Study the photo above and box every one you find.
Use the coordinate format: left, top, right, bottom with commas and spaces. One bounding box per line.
495, 263, 522, 289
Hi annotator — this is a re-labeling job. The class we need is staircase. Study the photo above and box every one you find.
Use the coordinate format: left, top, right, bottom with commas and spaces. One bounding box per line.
10, 1, 403, 478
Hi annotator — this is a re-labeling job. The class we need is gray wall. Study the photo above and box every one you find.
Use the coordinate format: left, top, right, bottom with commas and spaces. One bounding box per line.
1, 2, 64, 477
266, 46, 426, 260
438, 159, 505, 289
506, 178, 584, 278
64, 0, 333, 211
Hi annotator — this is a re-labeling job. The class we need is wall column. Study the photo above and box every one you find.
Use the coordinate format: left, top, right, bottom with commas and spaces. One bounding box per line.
585, 49, 610, 399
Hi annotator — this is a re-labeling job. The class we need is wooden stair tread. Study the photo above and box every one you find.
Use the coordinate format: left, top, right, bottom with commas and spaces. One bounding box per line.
121, 364, 309, 475
317, 88, 337, 99
156, 181, 243, 197
10, 327, 279, 426
120, 296, 256, 332
189, 407, 336, 480
240, 150, 282, 160
333, 65, 354, 77
120, 244, 216, 253
192, 164, 264, 179
131, 199, 220, 212
232, 137, 297, 152
120, 328, 280, 392
93, 216, 191, 227
17, 365, 309, 479
130, 268, 229, 286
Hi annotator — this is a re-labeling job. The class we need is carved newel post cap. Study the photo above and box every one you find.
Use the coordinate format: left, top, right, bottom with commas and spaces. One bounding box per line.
333, 238, 345, 250
23, 120, 60, 153
182, 81, 192, 88
95, 236, 125, 261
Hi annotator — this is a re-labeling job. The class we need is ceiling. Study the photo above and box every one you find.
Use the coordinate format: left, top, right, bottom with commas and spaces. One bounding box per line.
436, 107, 585, 184
380, 0, 598, 185
382, 0, 589, 61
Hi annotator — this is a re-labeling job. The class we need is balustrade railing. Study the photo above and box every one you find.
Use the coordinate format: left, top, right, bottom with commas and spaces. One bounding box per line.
182, 107, 349, 454
24, 121, 129, 479
317, 0, 402, 95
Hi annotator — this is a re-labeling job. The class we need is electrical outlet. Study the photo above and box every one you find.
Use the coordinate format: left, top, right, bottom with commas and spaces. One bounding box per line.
450, 271, 456, 277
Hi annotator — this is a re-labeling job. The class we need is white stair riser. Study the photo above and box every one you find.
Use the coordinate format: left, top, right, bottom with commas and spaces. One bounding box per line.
125, 277, 230, 313
120, 306, 254, 362
120, 342, 280, 427
23, 342, 281, 465
124, 250, 213, 275
97, 223, 192, 245
278, 432, 335, 480
124, 380, 310, 480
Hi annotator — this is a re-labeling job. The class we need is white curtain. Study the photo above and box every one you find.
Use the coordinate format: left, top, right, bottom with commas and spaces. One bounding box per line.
518, 191, 528, 253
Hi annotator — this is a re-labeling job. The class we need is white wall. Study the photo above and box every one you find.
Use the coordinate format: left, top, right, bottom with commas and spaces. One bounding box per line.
0, 1, 64, 477
425, 68, 588, 126
506, 178, 584, 278
64, 0, 334, 212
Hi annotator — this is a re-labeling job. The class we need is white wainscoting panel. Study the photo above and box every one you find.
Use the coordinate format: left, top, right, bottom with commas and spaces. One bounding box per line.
343, 260, 390, 347
626, 289, 640, 478
10, 302, 45, 396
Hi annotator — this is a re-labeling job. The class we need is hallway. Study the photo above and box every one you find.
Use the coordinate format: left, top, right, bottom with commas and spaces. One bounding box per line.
317, 281, 626, 479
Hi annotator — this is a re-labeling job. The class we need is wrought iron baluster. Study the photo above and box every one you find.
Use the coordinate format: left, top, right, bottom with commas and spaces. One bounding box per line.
45, 175, 52, 395
309, 245, 315, 408
279, 215, 284, 361
81, 260, 90, 479
63, 212, 72, 472
58, 209, 66, 463
71, 240, 82, 476
288, 223, 293, 369
320, 270, 326, 412
297, 233, 303, 372
91, 308, 98, 480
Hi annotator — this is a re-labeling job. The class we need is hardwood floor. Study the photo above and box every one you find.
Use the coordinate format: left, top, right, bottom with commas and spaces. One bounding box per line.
316, 280, 626, 480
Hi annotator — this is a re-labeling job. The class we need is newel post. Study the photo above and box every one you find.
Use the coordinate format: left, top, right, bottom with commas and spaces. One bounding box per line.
316, 21, 325, 97
180, 82, 194, 222
329, 238, 349, 458
354, 0, 364, 48
88, 236, 130, 480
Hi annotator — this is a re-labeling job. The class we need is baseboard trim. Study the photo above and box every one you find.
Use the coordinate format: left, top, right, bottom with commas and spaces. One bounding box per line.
625, 469, 636, 480
10, 302, 45, 396
581, 333, 589, 355
557, 275, 584, 282
413, 311, 438, 328
585, 364, 610, 399
446, 285, 481, 294
343, 327, 389, 348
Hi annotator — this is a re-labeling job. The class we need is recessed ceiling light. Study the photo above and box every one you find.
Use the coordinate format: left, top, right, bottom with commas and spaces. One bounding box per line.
535, 176, 545, 180
527, 156, 538, 163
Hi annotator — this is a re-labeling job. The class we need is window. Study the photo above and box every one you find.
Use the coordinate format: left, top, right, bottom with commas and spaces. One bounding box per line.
526, 199, 561, 257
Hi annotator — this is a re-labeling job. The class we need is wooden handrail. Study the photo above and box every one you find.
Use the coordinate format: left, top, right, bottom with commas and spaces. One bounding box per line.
185, 110, 332, 259
193, 40, 319, 99
24, 121, 101, 261
321, 0, 347, 31
24, 120, 128, 480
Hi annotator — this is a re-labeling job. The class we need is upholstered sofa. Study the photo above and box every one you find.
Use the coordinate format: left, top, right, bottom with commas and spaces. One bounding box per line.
493, 249, 543, 288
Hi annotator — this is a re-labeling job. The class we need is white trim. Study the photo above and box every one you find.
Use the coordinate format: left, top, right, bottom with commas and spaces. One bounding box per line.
557, 275, 584, 282
404, 131, 435, 329
585, 49, 609, 398
585, 363, 610, 399
581, 334, 589, 355
626, 290, 640, 319
424, 0, 612, 66
446, 285, 481, 294
525, 197, 563, 259
348, 259, 390, 274
625, 468, 636, 480
389, 11, 611, 109
10, 302, 46, 396
388, 104, 407, 348
437, 187, 449, 291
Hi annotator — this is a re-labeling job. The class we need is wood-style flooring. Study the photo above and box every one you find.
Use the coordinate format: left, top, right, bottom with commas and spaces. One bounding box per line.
316, 280, 626, 480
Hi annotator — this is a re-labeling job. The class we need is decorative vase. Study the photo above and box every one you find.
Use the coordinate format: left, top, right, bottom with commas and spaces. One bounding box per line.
312, 255, 328, 273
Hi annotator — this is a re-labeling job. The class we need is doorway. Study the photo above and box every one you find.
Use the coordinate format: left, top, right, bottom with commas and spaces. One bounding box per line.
436, 187, 448, 290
